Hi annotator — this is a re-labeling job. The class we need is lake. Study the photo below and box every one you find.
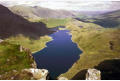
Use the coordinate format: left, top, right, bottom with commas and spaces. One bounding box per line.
33, 30, 82, 79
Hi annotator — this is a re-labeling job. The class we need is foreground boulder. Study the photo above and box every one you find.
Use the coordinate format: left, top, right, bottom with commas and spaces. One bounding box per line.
86, 68, 101, 80
24, 68, 49, 80
0, 39, 3, 43
58, 77, 68, 80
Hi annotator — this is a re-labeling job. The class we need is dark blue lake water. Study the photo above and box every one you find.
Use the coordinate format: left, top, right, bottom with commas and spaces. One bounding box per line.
33, 30, 82, 79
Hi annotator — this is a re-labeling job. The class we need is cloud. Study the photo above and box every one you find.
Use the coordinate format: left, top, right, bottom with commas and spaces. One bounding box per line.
0, 0, 120, 11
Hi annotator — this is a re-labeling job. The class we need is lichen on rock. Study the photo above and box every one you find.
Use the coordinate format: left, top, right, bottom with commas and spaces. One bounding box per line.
0, 39, 3, 43
58, 77, 68, 80
86, 68, 101, 80
24, 68, 49, 80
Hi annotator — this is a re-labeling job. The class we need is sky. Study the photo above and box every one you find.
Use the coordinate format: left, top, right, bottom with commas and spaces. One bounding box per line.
0, 0, 120, 11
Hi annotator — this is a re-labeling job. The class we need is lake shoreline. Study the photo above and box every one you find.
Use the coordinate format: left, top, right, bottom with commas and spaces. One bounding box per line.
33, 29, 82, 79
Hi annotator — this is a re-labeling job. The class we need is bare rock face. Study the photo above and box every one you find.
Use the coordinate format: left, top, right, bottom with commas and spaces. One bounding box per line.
58, 77, 68, 80
86, 68, 101, 80
24, 68, 49, 80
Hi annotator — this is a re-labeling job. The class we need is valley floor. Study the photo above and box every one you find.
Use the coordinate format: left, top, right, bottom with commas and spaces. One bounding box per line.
1, 16, 120, 80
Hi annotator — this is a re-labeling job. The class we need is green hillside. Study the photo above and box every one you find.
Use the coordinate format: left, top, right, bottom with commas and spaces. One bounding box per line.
29, 18, 70, 28
0, 41, 34, 80
5, 35, 52, 53
59, 19, 120, 79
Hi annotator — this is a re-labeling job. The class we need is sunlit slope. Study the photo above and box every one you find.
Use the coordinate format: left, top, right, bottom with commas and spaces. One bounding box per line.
9, 5, 75, 19
30, 18, 71, 28
59, 19, 120, 79
5, 35, 52, 53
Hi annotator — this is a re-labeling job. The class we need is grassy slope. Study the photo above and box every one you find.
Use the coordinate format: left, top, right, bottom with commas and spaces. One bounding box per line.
29, 18, 70, 28
9, 18, 71, 53
5, 35, 52, 53
59, 20, 120, 79
0, 41, 34, 80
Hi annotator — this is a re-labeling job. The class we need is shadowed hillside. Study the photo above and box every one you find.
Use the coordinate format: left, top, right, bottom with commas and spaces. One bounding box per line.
93, 10, 120, 28
0, 4, 52, 39
95, 59, 120, 80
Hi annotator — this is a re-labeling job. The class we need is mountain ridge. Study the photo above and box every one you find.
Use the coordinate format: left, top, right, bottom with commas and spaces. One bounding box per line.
9, 5, 76, 19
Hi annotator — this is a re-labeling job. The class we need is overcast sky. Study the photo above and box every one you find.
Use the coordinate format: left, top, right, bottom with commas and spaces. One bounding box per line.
0, 0, 120, 11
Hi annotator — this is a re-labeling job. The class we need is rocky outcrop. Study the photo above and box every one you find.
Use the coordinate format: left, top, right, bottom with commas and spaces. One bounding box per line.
19, 45, 23, 52
58, 77, 68, 80
86, 68, 101, 80
24, 68, 49, 80
19, 45, 31, 53
20, 46, 49, 80
19, 45, 37, 68
21, 47, 49, 80
0, 39, 3, 43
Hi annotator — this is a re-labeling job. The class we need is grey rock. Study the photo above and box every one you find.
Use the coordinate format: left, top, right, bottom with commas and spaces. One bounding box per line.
19, 45, 23, 52
58, 77, 68, 80
24, 68, 49, 80
11, 77, 14, 80
86, 68, 101, 80
7, 59, 10, 62
13, 70, 17, 73
0, 39, 3, 43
